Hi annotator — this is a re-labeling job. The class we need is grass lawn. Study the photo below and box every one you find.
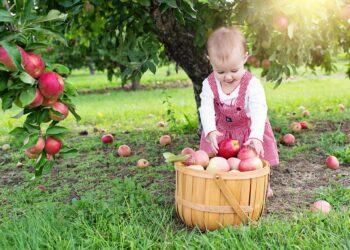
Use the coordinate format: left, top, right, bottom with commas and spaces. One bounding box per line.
0, 68, 349, 248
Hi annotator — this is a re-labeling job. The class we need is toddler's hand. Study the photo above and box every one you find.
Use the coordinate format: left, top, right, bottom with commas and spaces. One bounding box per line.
207, 130, 223, 153
244, 138, 264, 158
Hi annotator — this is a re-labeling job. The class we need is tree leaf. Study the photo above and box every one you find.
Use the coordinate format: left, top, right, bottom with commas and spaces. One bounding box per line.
46, 126, 69, 135
145, 61, 156, 74
31, 9, 67, 24
9, 127, 28, 136
25, 42, 49, 51
22, 133, 39, 150
19, 87, 36, 106
0, 41, 22, 70
23, 0, 34, 21
26, 27, 67, 46
0, 9, 14, 23
47, 64, 70, 75
19, 72, 36, 84
11, 110, 24, 119
161, 0, 177, 8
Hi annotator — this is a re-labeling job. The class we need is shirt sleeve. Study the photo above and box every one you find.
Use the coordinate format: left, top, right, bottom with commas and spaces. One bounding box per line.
246, 77, 267, 142
198, 79, 217, 137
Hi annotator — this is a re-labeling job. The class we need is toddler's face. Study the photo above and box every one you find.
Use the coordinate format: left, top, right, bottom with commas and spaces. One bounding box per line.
210, 50, 248, 88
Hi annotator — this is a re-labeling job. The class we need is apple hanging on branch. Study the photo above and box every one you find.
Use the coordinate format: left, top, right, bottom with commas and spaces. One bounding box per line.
1, 43, 80, 177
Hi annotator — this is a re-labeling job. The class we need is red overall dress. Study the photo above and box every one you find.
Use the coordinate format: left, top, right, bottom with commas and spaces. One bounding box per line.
200, 71, 279, 166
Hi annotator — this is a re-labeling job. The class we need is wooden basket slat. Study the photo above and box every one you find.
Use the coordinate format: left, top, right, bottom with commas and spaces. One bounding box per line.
177, 171, 184, 222
191, 176, 206, 230
183, 174, 193, 227
252, 175, 268, 220
249, 177, 258, 219
205, 178, 221, 230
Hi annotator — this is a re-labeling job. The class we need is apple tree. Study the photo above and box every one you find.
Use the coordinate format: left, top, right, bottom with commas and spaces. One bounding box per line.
52, 0, 350, 110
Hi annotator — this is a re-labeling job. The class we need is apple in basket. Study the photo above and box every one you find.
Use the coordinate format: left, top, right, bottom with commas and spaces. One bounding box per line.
227, 157, 241, 170
206, 157, 230, 172
188, 165, 205, 171
238, 157, 263, 172
217, 138, 240, 159
237, 146, 257, 160
184, 150, 210, 167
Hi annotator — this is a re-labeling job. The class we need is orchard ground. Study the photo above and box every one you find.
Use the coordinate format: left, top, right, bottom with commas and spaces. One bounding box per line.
0, 64, 349, 248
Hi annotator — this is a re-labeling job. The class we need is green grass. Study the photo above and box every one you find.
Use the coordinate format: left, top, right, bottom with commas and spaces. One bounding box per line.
68, 64, 189, 91
0, 67, 349, 248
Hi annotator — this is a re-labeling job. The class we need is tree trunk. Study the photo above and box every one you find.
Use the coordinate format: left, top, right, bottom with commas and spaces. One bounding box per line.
131, 80, 140, 90
150, 1, 212, 134
88, 62, 95, 75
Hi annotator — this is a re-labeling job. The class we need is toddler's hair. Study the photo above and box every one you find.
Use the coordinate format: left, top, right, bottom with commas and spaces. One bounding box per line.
206, 26, 247, 62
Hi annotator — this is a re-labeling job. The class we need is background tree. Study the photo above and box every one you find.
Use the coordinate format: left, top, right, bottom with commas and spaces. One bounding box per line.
50, 0, 350, 110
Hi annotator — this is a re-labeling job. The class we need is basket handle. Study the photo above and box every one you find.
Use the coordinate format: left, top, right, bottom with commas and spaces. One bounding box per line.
214, 175, 254, 224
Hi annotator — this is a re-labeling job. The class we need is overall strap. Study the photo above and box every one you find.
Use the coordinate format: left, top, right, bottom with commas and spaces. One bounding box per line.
207, 73, 220, 102
236, 71, 253, 108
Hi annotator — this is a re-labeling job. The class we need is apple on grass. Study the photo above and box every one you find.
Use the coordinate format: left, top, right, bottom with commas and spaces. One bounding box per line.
159, 135, 171, 145
137, 159, 149, 168
101, 134, 114, 144
118, 145, 131, 157
325, 156, 339, 170
281, 134, 295, 145
311, 200, 331, 214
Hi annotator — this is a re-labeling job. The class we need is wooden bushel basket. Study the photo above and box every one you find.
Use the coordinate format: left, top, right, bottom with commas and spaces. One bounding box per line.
175, 161, 270, 231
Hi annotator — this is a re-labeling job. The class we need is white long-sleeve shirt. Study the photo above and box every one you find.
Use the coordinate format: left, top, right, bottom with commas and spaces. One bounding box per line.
198, 75, 267, 142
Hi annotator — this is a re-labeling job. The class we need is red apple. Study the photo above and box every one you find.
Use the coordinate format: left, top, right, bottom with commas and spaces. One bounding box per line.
184, 150, 209, 167
181, 147, 195, 156
325, 156, 339, 170
274, 16, 288, 32
238, 157, 263, 172
237, 147, 257, 160
261, 59, 271, 70
340, 4, 350, 20
101, 134, 114, 144
302, 110, 310, 117
27, 89, 43, 108
227, 157, 241, 170
217, 138, 240, 159
311, 200, 331, 214
0, 46, 17, 71
44, 137, 62, 155
247, 56, 258, 66
25, 149, 40, 159
281, 134, 295, 145
27, 137, 45, 155
117, 145, 131, 157
159, 135, 171, 145
206, 157, 230, 172
49, 102, 69, 121
35, 185, 47, 192
42, 97, 57, 107
290, 121, 302, 132
299, 121, 309, 129
21, 52, 45, 78
38, 72, 64, 99
137, 159, 149, 168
